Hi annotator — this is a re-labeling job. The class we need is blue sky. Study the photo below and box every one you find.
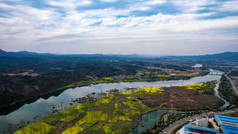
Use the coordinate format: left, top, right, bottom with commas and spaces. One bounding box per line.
0, 0, 238, 55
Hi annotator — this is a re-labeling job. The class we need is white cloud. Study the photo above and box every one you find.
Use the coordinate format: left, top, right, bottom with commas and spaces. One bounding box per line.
218, 0, 238, 12
0, 0, 238, 54
171, 0, 216, 13
46, 0, 92, 11
0, 0, 22, 1
1, 1, 238, 41
100, 0, 117, 2
145, 0, 167, 5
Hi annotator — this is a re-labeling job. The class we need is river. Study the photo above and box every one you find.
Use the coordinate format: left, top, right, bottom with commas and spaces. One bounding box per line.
0, 69, 227, 133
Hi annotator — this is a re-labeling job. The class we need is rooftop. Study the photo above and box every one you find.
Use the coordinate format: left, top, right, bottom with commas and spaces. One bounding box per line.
184, 125, 219, 134
215, 115, 238, 124
221, 125, 238, 134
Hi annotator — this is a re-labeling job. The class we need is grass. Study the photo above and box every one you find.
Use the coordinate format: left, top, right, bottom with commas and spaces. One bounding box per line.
121, 87, 164, 96
156, 75, 173, 78
104, 77, 114, 80
14, 122, 56, 134
63, 84, 75, 89
136, 70, 145, 75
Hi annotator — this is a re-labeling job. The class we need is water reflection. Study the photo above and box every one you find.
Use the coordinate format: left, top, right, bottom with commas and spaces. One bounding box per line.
128, 110, 181, 134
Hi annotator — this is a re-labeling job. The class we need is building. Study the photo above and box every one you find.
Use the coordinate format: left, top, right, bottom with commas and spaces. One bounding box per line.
215, 115, 238, 134
221, 125, 238, 134
215, 115, 238, 127
178, 125, 219, 134
163, 114, 168, 122
195, 117, 208, 127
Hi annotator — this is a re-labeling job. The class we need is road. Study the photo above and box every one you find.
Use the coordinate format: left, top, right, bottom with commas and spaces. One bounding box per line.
159, 108, 238, 134
209, 118, 219, 131
159, 113, 208, 134
224, 71, 238, 95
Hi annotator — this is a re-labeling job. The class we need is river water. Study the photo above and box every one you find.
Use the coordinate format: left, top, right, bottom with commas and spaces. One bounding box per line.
0, 69, 227, 133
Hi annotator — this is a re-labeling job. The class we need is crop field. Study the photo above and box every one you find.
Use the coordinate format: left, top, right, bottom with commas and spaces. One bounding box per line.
179, 81, 217, 94
14, 81, 222, 134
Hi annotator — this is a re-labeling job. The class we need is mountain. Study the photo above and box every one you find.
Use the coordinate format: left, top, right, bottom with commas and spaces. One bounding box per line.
0, 49, 238, 61
18, 51, 39, 55
167, 52, 238, 61
190, 52, 238, 61
0, 49, 54, 57
0, 49, 29, 57
201, 52, 238, 60
0, 49, 8, 56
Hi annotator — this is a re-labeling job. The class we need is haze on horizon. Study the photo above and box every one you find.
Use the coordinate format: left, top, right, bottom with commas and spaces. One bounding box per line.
0, 0, 238, 55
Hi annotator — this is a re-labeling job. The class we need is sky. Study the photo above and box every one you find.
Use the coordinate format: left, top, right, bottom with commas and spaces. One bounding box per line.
0, 0, 238, 55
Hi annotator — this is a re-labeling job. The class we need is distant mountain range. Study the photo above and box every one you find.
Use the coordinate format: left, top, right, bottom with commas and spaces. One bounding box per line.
171, 52, 238, 61
198, 52, 238, 60
0, 49, 238, 61
0, 49, 54, 57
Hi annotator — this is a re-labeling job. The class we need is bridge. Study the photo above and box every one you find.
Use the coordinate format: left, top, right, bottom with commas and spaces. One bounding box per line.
209, 72, 223, 75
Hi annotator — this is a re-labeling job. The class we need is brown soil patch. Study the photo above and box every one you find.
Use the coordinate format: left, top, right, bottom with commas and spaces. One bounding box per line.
142, 87, 224, 110
176, 72, 199, 76
2, 72, 39, 77
53, 121, 74, 134
147, 66, 202, 76
223, 111, 238, 117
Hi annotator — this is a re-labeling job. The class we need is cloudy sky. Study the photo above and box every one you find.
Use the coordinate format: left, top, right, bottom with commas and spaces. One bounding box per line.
0, 0, 238, 55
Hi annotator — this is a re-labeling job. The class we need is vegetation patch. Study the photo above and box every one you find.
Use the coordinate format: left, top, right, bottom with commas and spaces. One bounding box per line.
179, 81, 217, 94
14, 122, 56, 134
218, 75, 238, 106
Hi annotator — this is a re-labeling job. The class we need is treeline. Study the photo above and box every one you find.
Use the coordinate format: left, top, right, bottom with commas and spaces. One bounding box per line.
230, 70, 238, 76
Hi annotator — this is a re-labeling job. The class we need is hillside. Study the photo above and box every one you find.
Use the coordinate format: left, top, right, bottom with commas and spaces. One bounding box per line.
192, 52, 238, 61
169, 52, 238, 61
1, 49, 238, 61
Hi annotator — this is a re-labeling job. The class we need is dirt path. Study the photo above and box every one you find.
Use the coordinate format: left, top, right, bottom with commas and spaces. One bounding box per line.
158, 100, 174, 108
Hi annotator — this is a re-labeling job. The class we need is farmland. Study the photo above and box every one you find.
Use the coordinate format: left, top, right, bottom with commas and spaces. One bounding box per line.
14, 81, 223, 134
